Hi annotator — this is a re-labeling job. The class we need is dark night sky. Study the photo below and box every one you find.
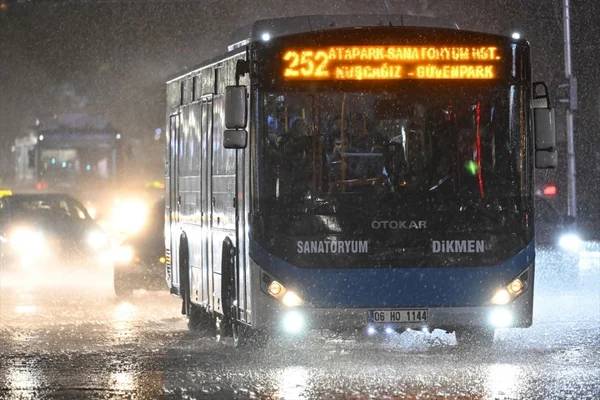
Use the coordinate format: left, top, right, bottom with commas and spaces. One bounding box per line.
0, 0, 598, 211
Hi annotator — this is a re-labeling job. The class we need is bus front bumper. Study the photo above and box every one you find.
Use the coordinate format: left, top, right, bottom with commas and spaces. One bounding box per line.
264, 289, 533, 335
250, 259, 534, 334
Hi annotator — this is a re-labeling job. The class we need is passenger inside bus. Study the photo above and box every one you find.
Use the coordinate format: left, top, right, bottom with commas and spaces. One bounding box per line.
263, 90, 518, 203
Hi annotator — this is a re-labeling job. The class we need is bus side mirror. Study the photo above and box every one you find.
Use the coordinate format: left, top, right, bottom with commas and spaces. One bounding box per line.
224, 129, 247, 149
225, 86, 247, 129
533, 82, 557, 169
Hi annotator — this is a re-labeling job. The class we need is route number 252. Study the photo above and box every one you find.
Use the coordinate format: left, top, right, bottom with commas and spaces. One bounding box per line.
283, 50, 330, 79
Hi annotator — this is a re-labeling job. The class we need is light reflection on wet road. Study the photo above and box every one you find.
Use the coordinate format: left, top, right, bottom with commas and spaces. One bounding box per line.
0, 257, 599, 399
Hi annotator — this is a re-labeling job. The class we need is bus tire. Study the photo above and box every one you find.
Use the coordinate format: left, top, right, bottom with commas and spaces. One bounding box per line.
232, 322, 267, 348
179, 237, 191, 315
179, 237, 213, 333
455, 328, 495, 348
113, 267, 133, 298
217, 239, 236, 340
231, 321, 246, 348
188, 303, 215, 334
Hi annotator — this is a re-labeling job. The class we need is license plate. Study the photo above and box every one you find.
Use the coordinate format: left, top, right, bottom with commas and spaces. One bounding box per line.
367, 309, 428, 323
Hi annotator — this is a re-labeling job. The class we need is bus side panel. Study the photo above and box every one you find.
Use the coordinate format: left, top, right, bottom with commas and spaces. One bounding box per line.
182, 102, 203, 304
236, 126, 248, 322
211, 93, 237, 314
246, 75, 261, 325
167, 112, 182, 291
201, 97, 215, 309
200, 99, 213, 307
237, 61, 251, 323
178, 105, 194, 294
164, 115, 173, 288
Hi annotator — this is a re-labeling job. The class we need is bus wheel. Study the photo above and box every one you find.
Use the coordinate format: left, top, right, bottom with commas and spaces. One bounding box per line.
179, 238, 214, 334
231, 321, 246, 348
455, 328, 495, 348
215, 315, 230, 343
113, 267, 133, 298
232, 322, 267, 348
188, 303, 215, 334
217, 239, 236, 341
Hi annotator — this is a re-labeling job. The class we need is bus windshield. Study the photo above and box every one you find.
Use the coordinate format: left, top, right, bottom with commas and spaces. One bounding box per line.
257, 85, 529, 267
39, 147, 115, 186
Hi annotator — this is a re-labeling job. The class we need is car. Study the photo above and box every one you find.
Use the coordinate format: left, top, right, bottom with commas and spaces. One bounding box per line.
535, 196, 599, 288
112, 198, 166, 297
564, 212, 600, 287
0, 193, 110, 271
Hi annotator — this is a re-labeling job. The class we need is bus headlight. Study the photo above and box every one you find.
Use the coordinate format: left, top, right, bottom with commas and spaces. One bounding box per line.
267, 280, 284, 297
490, 270, 529, 305
489, 308, 513, 328
282, 291, 303, 307
490, 288, 511, 305
263, 276, 304, 307
281, 310, 305, 334
507, 278, 524, 295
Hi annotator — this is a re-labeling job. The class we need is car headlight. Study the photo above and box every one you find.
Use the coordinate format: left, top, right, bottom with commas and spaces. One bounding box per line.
86, 229, 109, 251
109, 198, 149, 236
558, 232, 583, 253
9, 226, 46, 253
112, 245, 135, 264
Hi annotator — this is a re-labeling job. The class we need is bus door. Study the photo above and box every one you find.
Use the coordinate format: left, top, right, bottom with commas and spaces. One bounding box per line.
167, 113, 181, 289
200, 99, 213, 306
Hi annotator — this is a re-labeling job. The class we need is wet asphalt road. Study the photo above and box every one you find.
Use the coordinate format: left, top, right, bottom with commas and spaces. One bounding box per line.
0, 254, 599, 399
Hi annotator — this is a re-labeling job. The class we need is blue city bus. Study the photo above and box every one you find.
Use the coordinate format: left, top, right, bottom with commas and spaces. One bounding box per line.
164, 15, 556, 346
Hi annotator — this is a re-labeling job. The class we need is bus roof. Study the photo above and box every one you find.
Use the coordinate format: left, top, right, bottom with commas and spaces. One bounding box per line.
167, 14, 461, 84
229, 14, 460, 51
35, 129, 121, 148
167, 15, 518, 85
1, 192, 77, 202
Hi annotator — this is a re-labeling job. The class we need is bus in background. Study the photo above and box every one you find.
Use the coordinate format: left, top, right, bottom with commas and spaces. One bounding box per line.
13, 114, 123, 195
165, 15, 557, 347
12, 114, 124, 218
12, 114, 161, 239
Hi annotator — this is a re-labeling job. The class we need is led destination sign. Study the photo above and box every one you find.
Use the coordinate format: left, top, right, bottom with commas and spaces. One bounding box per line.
282, 46, 502, 80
